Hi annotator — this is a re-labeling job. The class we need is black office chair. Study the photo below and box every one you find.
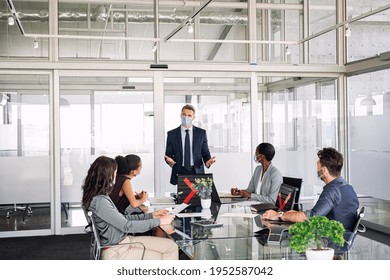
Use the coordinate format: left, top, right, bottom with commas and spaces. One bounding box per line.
282, 176, 303, 210
4, 204, 33, 223
86, 211, 146, 260
344, 206, 366, 250
251, 183, 299, 213
275, 183, 299, 212
332, 207, 366, 259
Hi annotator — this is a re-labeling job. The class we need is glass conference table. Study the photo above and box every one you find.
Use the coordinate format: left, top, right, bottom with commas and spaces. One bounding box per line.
156, 202, 390, 260
158, 201, 298, 260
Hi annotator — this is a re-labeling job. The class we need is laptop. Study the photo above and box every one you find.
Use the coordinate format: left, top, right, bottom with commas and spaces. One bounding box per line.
210, 183, 237, 204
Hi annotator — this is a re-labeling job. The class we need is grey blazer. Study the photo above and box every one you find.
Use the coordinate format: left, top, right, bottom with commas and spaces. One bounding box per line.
88, 195, 160, 246
246, 163, 283, 203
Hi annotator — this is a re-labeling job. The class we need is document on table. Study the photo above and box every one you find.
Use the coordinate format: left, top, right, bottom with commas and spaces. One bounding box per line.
231, 200, 262, 207
218, 192, 242, 198
220, 213, 259, 218
176, 212, 208, 218
169, 203, 190, 215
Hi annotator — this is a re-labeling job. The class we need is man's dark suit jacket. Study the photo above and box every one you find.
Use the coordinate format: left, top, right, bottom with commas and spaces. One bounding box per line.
165, 125, 212, 185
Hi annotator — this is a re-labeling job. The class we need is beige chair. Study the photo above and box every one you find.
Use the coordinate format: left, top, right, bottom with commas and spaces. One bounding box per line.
86, 211, 146, 260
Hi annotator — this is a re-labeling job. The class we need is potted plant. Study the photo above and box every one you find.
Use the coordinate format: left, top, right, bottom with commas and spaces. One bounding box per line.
288, 216, 345, 260
193, 177, 213, 208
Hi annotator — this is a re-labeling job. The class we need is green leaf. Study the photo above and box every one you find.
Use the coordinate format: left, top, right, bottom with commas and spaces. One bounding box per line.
193, 177, 213, 199
288, 216, 345, 253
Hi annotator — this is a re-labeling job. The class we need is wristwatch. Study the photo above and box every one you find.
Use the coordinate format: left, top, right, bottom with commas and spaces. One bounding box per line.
278, 211, 284, 221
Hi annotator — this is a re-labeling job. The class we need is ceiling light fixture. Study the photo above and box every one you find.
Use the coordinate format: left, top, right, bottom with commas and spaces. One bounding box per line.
33, 38, 39, 49
164, 0, 212, 42
6, 0, 25, 35
187, 20, 194, 34
60, 97, 70, 107
285, 46, 291, 55
0, 93, 9, 106
8, 16, 15, 26
151, 42, 157, 52
345, 24, 351, 37
360, 95, 376, 106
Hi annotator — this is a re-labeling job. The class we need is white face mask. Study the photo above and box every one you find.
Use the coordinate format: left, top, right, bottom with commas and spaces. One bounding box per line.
317, 168, 324, 181
181, 116, 192, 127
253, 155, 259, 164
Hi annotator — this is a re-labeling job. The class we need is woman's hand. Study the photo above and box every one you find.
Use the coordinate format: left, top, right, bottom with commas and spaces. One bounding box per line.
152, 209, 169, 218
136, 191, 149, 202
239, 189, 251, 198
159, 224, 176, 234
230, 188, 240, 196
159, 214, 175, 225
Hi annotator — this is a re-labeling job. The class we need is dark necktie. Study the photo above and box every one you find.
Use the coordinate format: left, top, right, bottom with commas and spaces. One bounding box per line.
184, 129, 191, 170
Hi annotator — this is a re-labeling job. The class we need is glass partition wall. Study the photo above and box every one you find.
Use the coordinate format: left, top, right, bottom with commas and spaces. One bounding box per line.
0, 74, 51, 233
347, 69, 390, 201
59, 75, 154, 228
0, 72, 341, 234
0, 0, 389, 237
164, 77, 252, 193
261, 78, 338, 198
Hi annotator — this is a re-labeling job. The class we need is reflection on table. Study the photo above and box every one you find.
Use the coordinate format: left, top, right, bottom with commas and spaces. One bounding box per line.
176, 234, 390, 260
167, 202, 269, 241
177, 236, 304, 260
158, 201, 390, 260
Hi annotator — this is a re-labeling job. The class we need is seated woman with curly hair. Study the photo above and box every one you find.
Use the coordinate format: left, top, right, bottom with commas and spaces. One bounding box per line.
82, 156, 178, 260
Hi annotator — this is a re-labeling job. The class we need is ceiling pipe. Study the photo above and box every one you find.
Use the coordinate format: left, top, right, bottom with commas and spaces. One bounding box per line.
24, 33, 298, 46
21, 0, 305, 10
1, 10, 251, 25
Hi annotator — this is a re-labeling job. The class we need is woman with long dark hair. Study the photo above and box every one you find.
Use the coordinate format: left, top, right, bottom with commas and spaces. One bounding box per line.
110, 154, 149, 213
110, 154, 168, 237
82, 156, 178, 260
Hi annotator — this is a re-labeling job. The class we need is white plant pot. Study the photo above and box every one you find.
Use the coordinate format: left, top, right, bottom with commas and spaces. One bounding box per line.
201, 208, 212, 218
305, 248, 334, 260
201, 198, 211, 209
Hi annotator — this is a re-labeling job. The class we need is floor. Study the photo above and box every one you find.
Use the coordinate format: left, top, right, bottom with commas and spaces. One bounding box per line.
0, 233, 90, 260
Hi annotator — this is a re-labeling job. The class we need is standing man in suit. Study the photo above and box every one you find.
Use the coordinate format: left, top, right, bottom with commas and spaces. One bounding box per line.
165, 104, 216, 185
